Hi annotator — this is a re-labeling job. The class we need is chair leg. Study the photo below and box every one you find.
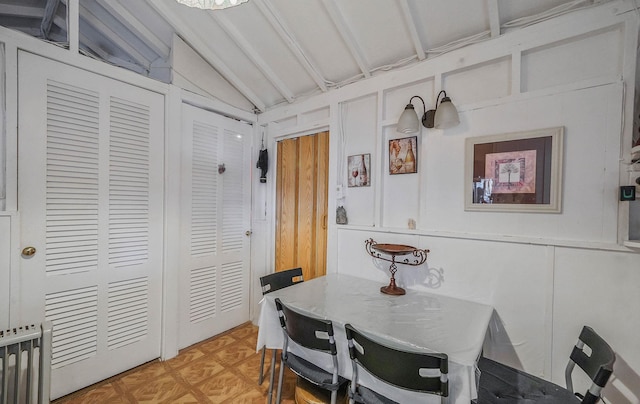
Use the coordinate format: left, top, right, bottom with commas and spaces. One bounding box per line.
258, 346, 267, 385
267, 349, 277, 404
275, 355, 286, 404
330, 390, 337, 404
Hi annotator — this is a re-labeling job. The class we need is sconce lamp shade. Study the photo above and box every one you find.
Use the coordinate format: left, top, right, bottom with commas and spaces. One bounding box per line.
397, 104, 420, 134
433, 95, 459, 129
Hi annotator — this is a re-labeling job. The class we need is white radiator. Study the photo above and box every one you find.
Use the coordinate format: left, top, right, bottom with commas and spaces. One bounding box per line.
0, 322, 52, 404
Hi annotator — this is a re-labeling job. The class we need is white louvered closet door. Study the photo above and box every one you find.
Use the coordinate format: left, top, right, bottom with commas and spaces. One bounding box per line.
18, 52, 164, 399
178, 104, 252, 348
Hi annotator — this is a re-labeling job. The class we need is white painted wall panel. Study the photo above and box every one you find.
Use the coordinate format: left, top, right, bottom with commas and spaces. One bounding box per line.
383, 80, 434, 123
443, 57, 512, 105
383, 125, 421, 228
342, 95, 377, 226
424, 83, 622, 243
522, 27, 623, 92
553, 247, 640, 402
301, 107, 330, 125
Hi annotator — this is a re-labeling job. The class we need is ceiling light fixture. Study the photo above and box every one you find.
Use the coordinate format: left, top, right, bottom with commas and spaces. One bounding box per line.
174, 0, 249, 10
397, 91, 460, 133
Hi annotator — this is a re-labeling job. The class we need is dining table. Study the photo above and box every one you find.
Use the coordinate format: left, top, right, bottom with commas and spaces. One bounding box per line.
256, 273, 495, 403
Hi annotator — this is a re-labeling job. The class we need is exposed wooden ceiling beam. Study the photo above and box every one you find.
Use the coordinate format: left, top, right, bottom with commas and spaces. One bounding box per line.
67, 0, 78, 54
0, 4, 46, 18
0, 4, 66, 33
96, 0, 171, 57
398, 0, 425, 61
253, 0, 327, 93
41, 0, 60, 39
77, 2, 151, 69
147, 0, 266, 112
208, 11, 295, 103
79, 32, 147, 74
322, 0, 371, 78
487, 0, 501, 38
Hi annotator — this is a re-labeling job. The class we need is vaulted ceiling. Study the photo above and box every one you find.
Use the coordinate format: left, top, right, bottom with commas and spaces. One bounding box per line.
0, 0, 605, 114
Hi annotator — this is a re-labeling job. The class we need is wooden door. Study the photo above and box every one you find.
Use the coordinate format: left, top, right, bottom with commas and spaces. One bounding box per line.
178, 104, 252, 349
275, 132, 329, 280
18, 52, 164, 399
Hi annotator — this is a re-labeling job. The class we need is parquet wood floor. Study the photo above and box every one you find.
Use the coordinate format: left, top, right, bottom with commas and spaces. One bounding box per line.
52, 322, 297, 404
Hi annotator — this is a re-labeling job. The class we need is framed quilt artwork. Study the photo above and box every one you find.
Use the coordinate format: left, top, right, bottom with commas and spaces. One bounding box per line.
464, 127, 564, 212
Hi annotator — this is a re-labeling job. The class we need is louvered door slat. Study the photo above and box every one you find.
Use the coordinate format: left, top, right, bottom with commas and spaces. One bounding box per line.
109, 97, 150, 268
45, 286, 98, 369
220, 262, 243, 312
46, 81, 99, 277
107, 278, 149, 349
190, 122, 218, 257
189, 266, 216, 323
222, 129, 244, 253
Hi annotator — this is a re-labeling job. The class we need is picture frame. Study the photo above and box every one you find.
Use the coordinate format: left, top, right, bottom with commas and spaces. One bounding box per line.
389, 136, 418, 175
348, 154, 371, 187
464, 127, 563, 213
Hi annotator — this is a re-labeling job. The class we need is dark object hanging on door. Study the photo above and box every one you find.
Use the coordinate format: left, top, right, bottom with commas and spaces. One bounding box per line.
257, 135, 268, 183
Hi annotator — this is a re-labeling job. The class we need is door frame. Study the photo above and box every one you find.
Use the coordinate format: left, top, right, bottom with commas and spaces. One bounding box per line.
266, 126, 331, 282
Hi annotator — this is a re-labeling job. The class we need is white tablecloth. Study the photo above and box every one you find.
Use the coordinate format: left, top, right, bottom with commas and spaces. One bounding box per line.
257, 273, 494, 403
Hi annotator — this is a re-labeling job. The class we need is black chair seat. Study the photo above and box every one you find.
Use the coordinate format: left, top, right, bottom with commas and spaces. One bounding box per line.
352, 385, 399, 404
477, 357, 580, 404
285, 353, 347, 391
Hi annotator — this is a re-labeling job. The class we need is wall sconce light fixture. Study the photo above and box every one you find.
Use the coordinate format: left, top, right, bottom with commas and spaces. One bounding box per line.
397, 95, 427, 134
397, 91, 460, 133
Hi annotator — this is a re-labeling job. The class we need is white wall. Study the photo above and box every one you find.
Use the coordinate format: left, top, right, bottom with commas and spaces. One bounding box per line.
0, 214, 10, 329
0, 44, 5, 211
258, 2, 640, 401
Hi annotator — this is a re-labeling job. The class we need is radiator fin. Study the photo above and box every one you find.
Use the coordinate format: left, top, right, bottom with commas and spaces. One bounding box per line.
45, 287, 98, 368
221, 130, 244, 253
45, 81, 100, 276
191, 121, 218, 257
109, 97, 150, 268
189, 266, 216, 323
220, 261, 243, 312
107, 278, 149, 349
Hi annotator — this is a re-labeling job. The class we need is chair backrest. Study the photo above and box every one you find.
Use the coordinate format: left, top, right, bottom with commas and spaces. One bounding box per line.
260, 267, 303, 296
274, 298, 337, 355
345, 323, 448, 397
565, 326, 616, 404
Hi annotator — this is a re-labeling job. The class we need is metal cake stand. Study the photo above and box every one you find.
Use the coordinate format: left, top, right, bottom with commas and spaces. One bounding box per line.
365, 238, 429, 295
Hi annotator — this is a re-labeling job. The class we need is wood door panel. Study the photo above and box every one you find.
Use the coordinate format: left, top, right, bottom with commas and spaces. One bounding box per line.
275, 139, 298, 271
275, 132, 328, 280
314, 132, 329, 279
296, 135, 316, 281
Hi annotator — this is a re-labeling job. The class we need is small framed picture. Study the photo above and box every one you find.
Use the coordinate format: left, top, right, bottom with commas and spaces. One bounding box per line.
348, 154, 371, 187
389, 136, 418, 175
